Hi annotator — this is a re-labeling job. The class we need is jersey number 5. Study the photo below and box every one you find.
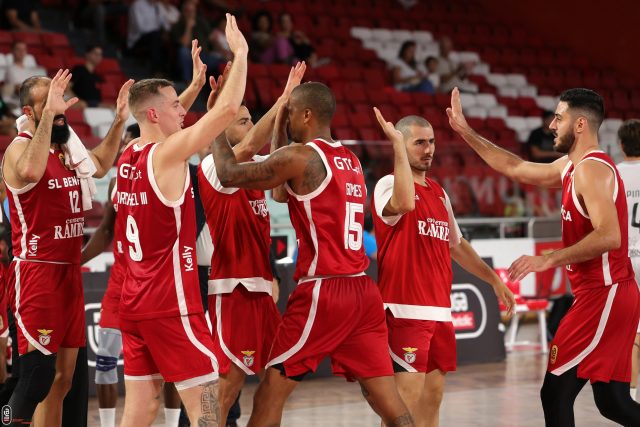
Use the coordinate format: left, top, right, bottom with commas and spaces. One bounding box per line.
126, 215, 143, 261
344, 202, 363, 251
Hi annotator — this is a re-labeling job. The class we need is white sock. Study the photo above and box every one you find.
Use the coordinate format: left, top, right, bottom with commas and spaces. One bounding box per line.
99, 408, 116, 427
164, 408, 182, 427
631, 387, 637, 401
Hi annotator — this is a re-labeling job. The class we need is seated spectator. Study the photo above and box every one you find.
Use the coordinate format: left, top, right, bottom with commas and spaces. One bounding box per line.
210, 16, 232, 60
526, 110, 563, 163
2, 42, 45, 109
158, 0, 180, 30
390, 41, 434, 93
171, 0, 226, 82
278, 13, 317, 67
70, 45, 105, 108
424, 56, 440, 89
436, 36, 477, 93
249, 10, 293, 64
127, 0, 168, 76
2, 0, 41, 32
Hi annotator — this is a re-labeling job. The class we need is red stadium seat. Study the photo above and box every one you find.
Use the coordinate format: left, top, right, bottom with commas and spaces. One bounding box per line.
13, 32, 41, 46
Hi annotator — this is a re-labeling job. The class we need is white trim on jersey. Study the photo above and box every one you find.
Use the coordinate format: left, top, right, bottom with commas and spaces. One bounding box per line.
200, 154, 239, 195
267, 279, 322, 368
304, 200, 320, 277
602, 253, 613, 285
13, 260, 52, 355
171, 206, 220, 376
560, 158, 572, 181
207, 277, 273, 295
147, 143, 190, 208
550, 283, 618, 376
389, 346, 417, 373
284, 142, 333, 201
570, 174, 589, 219
373, 175, 403, 227
215, 296, 255, 375
174, 372, 218, 391
11, 192, 29, 259
0, 329, 8, 338
385, 303, 453, 322
315, 137, 342, 148
124, 373, 163, 381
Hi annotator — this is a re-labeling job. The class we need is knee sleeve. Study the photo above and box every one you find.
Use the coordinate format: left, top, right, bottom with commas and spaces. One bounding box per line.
6, 351, 56, 424
95, 328, 121, 385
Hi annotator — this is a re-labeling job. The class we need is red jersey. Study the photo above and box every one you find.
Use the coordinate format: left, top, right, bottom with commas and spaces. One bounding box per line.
286, 139, 369, 282
560, 151, 635, 291
4, 134, 84, 264
198, 154, 272, 294
116, 143, 202, 320
373, 175, 462, 320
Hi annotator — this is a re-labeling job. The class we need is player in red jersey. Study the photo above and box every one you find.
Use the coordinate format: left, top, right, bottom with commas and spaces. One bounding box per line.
81, 41, 210, 427
448, 87, 640, 426
1, 69, 130, 426
198, 61, 305, 425
211, 82, 414, 427
116, 16, 247, 426
371, 111, 515, 426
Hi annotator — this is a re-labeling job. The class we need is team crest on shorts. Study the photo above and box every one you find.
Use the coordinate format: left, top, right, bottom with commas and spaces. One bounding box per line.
402, 347, 418, 364
550, 345, 558, 365
241, 351, 255, 367
37, 329, 53, 346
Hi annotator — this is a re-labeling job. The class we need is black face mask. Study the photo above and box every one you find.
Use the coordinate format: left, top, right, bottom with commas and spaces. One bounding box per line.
50, 114, 70, 145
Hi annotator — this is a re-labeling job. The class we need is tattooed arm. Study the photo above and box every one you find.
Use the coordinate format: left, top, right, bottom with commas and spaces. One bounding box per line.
212, 137, 326, 192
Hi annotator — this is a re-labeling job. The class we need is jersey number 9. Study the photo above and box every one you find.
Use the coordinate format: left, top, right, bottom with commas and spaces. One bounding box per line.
126, 215, 143, 261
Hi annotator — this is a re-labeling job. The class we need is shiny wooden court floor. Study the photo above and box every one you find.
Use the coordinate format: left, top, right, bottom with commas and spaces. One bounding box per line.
87, 349, 620, 426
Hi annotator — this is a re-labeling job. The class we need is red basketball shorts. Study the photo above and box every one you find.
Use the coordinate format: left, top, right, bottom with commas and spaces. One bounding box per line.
120, 312, 218, 386
267, 275, 393, 380
548, 280, 640, 383
8, 259, 85, 355
386, 311, 457, 374
209, 285, 281, 375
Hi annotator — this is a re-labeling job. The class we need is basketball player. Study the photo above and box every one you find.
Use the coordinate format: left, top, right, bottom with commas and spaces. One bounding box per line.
616, 119, 640, 400
210, 82, 414, 427
198, 61, 305, 425
81, 39, 209, 427
447, 87, 640, 426
371, 111, 515, 426
115, 16, 247, 426
1, 69, 130, 426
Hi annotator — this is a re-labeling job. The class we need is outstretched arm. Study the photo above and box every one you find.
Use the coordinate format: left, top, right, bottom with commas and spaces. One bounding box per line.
450, 238, 515, 316
178, 40, 208, 112
447, 87, 568, 188
508, 161, 620, 281
374, 107, 415, 216
4, 69, 78, 188
212, 139, 311, 190
156, 14, 248, 166
89, 79, 134, 178
269, 102, 292, 203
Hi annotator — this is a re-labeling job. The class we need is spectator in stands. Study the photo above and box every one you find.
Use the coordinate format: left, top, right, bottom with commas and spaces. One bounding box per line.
424, 56, 440, 90
1, 42, 45, 109
363, 214, 377, 260
2, 0, 41, 32
74, 0, 129, 45
171, 0, 227, 82
278, 13, 317, 67
210, 16, 232, 60
158, 0, 180, 30
249, 10, 293, 64
127, 0, 168, 76
526, 110, 564, 163
70, 45, 105, 108
390, 41, 434, 94
436, 36, 477, 93
0, 95, 17, 138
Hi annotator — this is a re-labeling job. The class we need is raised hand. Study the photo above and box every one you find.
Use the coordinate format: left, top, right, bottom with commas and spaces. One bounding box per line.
206, 61, 231, 111
281, 61, 306, 100
191, 39, 207, 89
115, 79, 135, 122
274, 101, 289, 134
45, 69, 78, 115
373, 107, 403, 145
225, 13, 248, 56
446, 87, 471, 134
